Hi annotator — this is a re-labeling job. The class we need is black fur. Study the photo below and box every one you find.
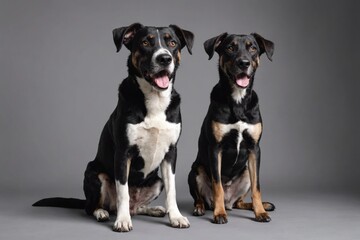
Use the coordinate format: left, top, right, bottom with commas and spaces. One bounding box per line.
188, 32, 274, 223
33, 23, 194, 231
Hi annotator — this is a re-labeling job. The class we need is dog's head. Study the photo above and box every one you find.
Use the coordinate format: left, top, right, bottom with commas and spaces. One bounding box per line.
113, 23, 194, 91
204, 33, 274, 89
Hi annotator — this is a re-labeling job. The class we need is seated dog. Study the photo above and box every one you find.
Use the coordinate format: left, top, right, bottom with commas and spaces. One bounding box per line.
33, 23, 194, 232
188, 32, 275, 224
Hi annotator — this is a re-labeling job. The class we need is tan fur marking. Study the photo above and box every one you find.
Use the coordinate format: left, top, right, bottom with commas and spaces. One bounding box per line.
212, 151, 226, 216
212, 180, 226, 215
251, 56, 260, 69
148, 34, 155, 39
131, 51, 140, 70
219, 56, 224, 68
234, 199, 253, 210
126, 158, 131, 178
250, 122, 262, 143
98, 173, 108, 206
177, 51, 181, 64
223, 60, 233, 75
194, 199, 205, 210
197, 165, 207, 177
212, 121, 224, 142
248, 152, 266, 215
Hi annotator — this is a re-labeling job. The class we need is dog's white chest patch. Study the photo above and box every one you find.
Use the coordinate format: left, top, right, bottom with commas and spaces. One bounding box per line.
127, 78, 180, 177
127, 117, 180, 177
219, 121, 248, 152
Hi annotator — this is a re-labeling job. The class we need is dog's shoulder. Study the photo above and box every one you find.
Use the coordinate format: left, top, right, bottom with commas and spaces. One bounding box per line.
111, 77, 146, 125
165, 88, 181, 123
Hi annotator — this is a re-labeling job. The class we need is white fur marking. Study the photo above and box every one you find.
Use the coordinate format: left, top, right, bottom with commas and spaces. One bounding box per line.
93, 209, 109, 221
152, 30, 175, 74
215, 120, 259, 165
231, 86, 247, 104
156, 30, 163, 48
114, 180, 132, 231
127, 78, 181, 177
152, 48, 175, 74
161, 161, 190, 228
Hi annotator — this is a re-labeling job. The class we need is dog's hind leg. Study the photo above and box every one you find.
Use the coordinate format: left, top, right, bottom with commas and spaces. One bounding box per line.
230, 165, 275, 213
188, 165, 212, 216
83, 161, 115, 222
130, 177, 166, 217
233, 199, 275, 212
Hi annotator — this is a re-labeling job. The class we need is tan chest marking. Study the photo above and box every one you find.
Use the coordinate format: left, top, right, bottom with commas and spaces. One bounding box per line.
212, 120, 262, 149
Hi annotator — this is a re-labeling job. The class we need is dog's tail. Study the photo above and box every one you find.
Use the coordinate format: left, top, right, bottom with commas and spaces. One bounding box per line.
32, 197, 86, 209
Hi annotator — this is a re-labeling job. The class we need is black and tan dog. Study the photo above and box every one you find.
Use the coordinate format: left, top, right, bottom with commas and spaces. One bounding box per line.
33, 23, 194, 232
188, 32, 275, 224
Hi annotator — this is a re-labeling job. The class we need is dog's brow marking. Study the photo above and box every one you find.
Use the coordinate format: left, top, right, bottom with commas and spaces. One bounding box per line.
156, 30, 163, 48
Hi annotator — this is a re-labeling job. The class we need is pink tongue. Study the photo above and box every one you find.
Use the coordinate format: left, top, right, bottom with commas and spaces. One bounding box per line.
154, 75, 170, 88
236, 76, 250, 87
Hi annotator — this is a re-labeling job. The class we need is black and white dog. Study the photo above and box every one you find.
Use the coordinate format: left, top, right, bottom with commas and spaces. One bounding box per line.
33, 23, 194, 232
188, 32, 275, 224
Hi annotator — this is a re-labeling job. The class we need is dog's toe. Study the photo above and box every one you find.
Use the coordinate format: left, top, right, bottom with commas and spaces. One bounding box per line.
255, 212, 271, 222
169, 215, 190, 228
113, 217, 133, 232
148, 206, 166, 217
93, 209, 110, 222
193, 206, 205, 216
263, 202, 276, 211
212, 214, 228, 224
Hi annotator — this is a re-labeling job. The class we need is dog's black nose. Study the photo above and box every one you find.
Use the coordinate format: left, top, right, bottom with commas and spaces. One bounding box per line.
238, 59, 250, 69
156, 54, 172, 66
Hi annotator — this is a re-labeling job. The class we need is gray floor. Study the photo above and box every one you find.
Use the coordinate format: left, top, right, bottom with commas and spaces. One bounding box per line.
1, 191, 359, 240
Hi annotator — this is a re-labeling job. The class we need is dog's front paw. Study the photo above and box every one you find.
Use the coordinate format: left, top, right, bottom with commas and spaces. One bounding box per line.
213, 213, 228, 224
113, 216, 133, 232
193, 206, 205, 216
169, 214, 190, 228
150, 206, 166, 217
255, 212, 271, 222
147, 206, 167, 217
93, 209, 110, 222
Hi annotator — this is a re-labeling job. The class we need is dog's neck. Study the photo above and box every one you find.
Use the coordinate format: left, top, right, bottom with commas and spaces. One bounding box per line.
218, 68, 254, 104
135, 76, 173, 117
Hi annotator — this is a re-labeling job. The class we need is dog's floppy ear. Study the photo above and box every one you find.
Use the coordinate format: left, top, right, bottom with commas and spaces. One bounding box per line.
203, 32, 228, 60
169, 25, 194, 54
251, 33, 274, 61
112, 23, 144, 52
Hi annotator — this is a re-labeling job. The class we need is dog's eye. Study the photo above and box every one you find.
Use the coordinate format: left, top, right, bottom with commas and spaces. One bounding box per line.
227, 46, 234, 52
169, 40, 177, 47
250, 46, 257, 53
142, 40, 150, 47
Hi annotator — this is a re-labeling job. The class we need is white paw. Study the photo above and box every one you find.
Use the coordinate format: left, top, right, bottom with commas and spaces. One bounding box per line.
148, 206, 166, 217
93, 209, 109, 222
113, 216, 133, 232
169, 214, 190, 228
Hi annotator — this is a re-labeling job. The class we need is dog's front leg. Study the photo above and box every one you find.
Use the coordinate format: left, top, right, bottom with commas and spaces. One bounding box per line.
248, 146, 271, 222
209, 146, 227, 224
161, 146, 190, 228
113, 150, 133, 232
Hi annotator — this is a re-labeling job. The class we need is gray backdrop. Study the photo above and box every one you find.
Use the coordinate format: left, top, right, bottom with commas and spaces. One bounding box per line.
1, 0, 358, 195
0, 1, 359, 239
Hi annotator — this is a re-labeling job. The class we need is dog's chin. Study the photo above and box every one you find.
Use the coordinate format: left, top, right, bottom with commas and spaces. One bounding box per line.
232, 72, 251, 89
144, 70, 173, 91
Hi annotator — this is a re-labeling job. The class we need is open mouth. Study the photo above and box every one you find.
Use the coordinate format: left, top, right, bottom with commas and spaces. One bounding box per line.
150, 70, 171, 89
235, 73, 250, 88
